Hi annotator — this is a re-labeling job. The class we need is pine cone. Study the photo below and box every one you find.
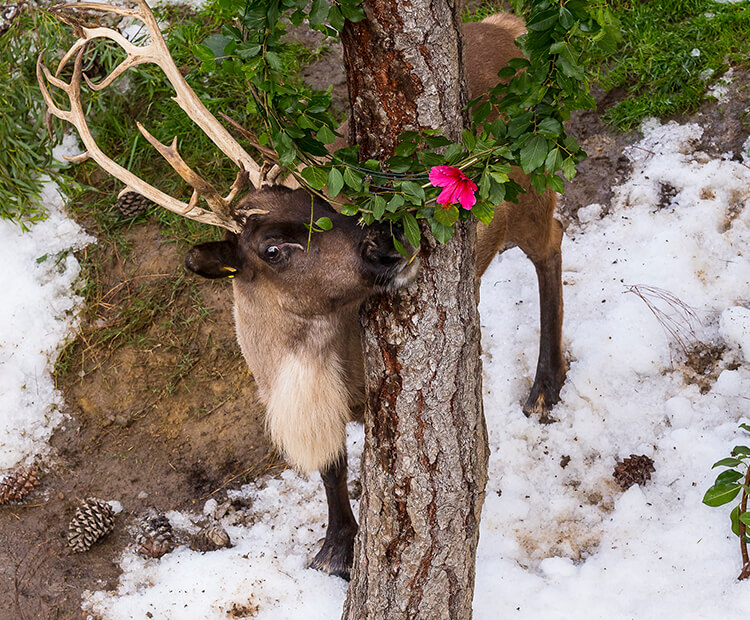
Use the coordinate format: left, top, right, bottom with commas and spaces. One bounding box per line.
116, 191, 150, 218
189, 524, 231, 552
0, 465, 40, 504
67, 498, 116, 552
135, 514, 175, 558
613, 454, 655, 490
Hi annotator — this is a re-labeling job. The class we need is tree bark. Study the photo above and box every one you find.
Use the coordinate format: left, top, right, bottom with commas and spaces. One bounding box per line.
341, 2, 488, 618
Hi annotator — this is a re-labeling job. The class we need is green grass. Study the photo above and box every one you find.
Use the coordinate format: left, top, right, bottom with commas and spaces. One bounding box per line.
591, 0, 750, 129
0, 7, 74, 225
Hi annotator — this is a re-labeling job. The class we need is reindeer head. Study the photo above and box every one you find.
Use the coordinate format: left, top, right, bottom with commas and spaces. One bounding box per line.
185, 187, 417, 317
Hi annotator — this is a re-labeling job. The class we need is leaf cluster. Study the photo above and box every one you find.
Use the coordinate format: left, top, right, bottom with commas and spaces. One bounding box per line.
198, 0, 620, 248
703, 424, 750, 545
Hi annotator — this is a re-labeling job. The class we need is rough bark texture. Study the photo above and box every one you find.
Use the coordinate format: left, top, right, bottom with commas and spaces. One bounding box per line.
341, 2, 489, 618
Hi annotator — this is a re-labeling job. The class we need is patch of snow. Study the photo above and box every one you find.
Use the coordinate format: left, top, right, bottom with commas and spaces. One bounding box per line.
0, 174, 92, 470
708, 68, 735, 103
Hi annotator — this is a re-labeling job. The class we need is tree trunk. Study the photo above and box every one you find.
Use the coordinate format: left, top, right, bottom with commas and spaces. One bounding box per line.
341, 2, 488, 618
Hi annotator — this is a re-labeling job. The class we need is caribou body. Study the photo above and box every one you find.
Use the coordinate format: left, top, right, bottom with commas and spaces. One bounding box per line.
185, 13, 565, 578
40, 4, 565, 579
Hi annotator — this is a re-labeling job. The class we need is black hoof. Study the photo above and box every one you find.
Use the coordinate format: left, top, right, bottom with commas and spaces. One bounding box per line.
523, 377, 563, 423
309, 527, 356, 580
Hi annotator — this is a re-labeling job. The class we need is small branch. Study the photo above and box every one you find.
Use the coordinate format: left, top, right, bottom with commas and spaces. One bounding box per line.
739, 467, 750, 580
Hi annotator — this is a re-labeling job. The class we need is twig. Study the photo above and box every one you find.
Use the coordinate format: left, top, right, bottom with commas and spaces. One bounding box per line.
739, 467, 750, 580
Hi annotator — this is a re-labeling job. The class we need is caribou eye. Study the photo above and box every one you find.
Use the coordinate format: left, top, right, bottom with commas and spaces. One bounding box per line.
264, 245, 282, 263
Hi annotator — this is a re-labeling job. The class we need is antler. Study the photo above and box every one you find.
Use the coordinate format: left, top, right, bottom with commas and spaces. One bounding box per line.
37, 0, 291, 232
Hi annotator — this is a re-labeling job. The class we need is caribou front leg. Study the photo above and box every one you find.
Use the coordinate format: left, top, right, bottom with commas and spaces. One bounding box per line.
310, 453, 357, 580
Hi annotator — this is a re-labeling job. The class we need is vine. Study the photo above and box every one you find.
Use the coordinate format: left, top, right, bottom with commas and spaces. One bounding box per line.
196, 0, 620, 248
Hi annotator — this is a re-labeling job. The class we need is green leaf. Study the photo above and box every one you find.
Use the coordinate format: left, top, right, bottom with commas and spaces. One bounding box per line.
702, 482, 742, 507
401, 212, 421, 248
430, 219, 453, 244
340, 0, 366, 22
733, 446, 750, 456
327, 5, 344, 30
462, 129, 477, 152
315, 217, 333, 231
372, 195, 387, 220
548, 174, 565, 194
472, 201, 494, 226
712, 457, 743, 469
327, 168, 344, 198
300, 166, 328, 190
316, 125, 337, 144
740, 423, 750, 433
308, 0, 329, 25
204, 34, 233, 59
739, 512, 750, 527
561, 157, 577, 181
387, 194, 404, 212
527, 8, 558, 32
731, 505, 741, 537
538, 117, 563, 138
392, 234, 408, 257
433, 205, 459, 226
343, 167, 362, 191
394, 141, 418, 157
520, 135, 548, 173
401, 181, 425, 203
714, 469, 744, 485
265, 50, 283, 71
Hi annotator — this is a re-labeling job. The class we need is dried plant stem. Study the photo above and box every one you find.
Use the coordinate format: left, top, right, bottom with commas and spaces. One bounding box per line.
739, 467, 750, 581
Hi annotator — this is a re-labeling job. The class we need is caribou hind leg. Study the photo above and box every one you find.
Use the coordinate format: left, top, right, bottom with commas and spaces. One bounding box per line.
519, 217, 566, 420
310, 453, 357, 580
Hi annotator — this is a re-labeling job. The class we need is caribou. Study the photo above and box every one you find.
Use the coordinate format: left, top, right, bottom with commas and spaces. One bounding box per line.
39, 3, 565, 579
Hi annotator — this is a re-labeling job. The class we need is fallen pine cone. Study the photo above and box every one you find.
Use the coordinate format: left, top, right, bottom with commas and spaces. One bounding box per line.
189, 524, 231, 552
68, 498, 116, 552
614, 454, 655, 490
135, 513, 176, 559
116, 191, 150, 219
0, 464, 40, 504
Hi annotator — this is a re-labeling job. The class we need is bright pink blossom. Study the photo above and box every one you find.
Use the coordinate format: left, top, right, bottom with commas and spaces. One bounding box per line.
428, 165, 478, 210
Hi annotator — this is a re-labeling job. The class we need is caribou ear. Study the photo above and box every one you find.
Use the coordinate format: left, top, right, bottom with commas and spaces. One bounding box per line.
185, 239, 241, 279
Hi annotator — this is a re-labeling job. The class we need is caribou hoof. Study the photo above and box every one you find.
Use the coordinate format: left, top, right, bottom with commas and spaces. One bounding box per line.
523, 377, 563, 424
309, 526, 356, 580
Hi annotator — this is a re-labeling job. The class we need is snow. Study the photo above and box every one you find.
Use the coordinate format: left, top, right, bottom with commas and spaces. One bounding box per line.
0, 134, 92, 470
3, 117, 750, 617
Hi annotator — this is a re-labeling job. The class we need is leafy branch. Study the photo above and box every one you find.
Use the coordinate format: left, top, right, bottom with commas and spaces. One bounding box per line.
702, 423, 750, 581
198, 0, 620, 247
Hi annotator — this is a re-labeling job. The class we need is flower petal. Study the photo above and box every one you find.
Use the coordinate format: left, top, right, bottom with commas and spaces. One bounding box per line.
429, 165, 462, 187
457, 181, 477, 210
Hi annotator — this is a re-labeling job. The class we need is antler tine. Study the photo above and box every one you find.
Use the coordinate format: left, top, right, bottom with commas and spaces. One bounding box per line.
37, 46, 242, 233
136, 123, 240, 220
48, 0, 272, 190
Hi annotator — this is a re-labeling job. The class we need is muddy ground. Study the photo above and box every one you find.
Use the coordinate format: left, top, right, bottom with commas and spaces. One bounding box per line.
1, 33, 748, 620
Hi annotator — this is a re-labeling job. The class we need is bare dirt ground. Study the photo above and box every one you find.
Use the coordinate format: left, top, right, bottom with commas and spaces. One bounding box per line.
1, 35, 748, 619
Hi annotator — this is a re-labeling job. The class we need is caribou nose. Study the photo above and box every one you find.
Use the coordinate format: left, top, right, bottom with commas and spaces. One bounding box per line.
360, 223, 420, 291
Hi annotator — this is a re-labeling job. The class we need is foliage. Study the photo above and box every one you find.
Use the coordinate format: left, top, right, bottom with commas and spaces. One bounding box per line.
199, 0, 620, 248
0, 5, 73, 226
587, 0, 750, 129
702, 424, 750, 580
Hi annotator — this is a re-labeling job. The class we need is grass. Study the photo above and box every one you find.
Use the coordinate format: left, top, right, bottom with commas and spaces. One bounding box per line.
590, 0, 750, 129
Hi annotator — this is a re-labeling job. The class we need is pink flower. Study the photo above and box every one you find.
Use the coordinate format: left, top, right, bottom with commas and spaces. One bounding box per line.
428, 165, 478, 210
